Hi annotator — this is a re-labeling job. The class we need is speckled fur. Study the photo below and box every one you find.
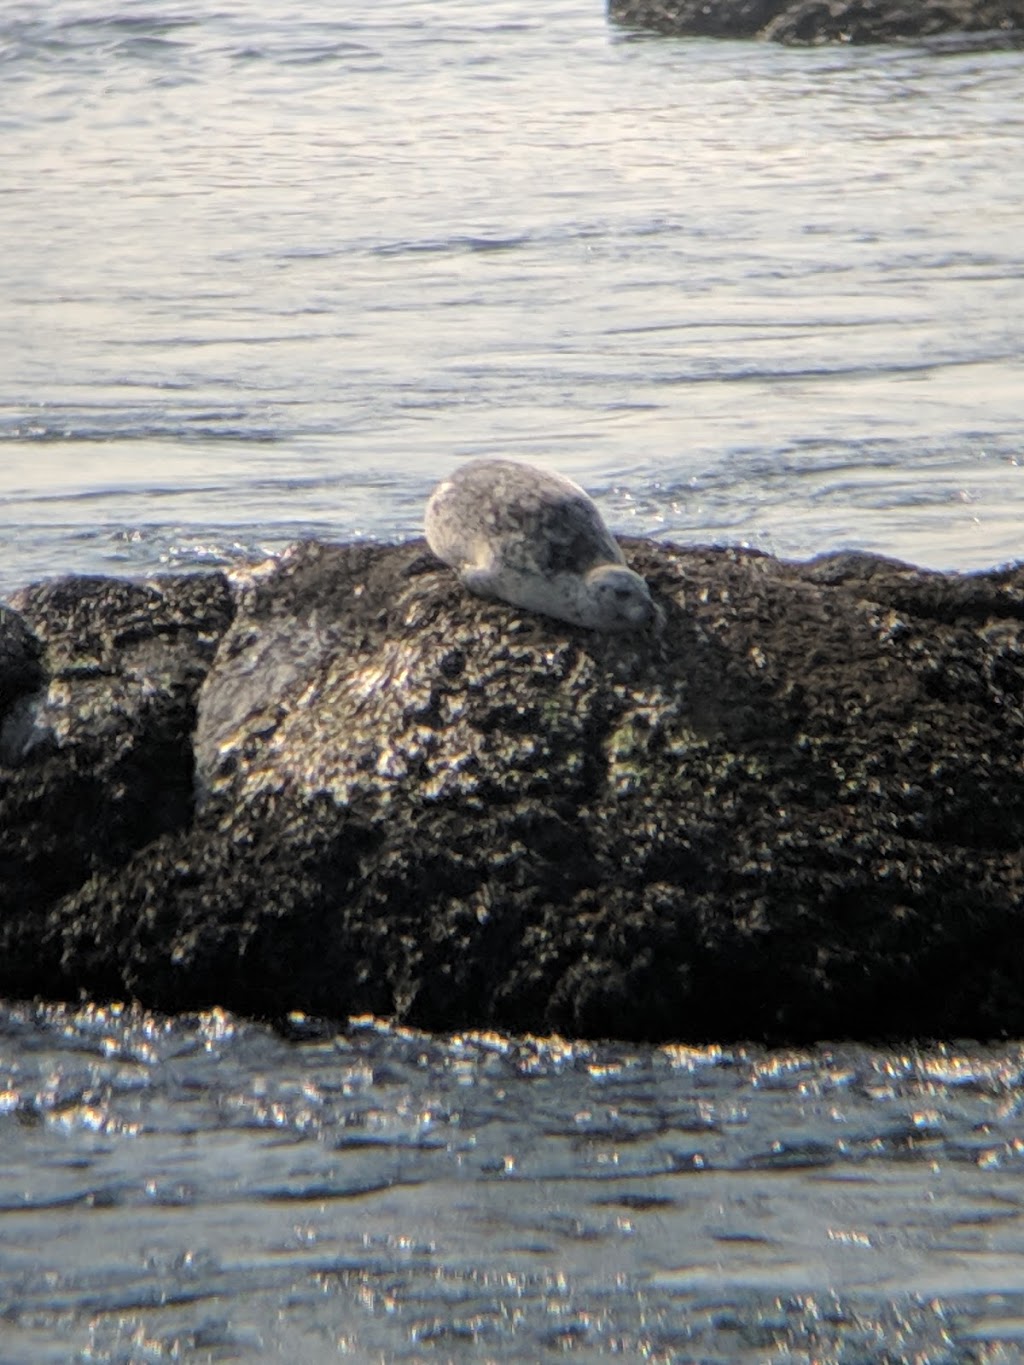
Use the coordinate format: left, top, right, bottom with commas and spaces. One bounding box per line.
425, 459, 655, 630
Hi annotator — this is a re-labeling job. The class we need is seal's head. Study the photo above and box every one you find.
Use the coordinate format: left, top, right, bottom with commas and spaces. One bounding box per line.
580, 563, 656, 631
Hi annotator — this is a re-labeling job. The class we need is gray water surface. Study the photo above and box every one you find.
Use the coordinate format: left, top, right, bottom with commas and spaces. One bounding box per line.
5, 1005, 1024, 1361
1, 1, 1022, 589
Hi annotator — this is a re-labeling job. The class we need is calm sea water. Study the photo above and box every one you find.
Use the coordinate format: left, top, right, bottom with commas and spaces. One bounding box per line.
2, 3, 1024, 1359
0, 1, 1022, 593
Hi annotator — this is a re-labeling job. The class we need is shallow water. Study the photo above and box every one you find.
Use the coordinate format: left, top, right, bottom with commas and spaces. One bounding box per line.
0, 1, 1022, 591
6, 1004, 1024, 1361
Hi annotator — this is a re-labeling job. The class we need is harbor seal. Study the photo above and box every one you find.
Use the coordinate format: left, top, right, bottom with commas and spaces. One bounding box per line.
424, 458, 656, 630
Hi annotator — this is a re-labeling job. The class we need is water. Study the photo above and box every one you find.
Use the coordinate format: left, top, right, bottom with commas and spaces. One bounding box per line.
0, 2, 1022, 592
6, 1003, 1024, 1362
3, 4, 1024, 1357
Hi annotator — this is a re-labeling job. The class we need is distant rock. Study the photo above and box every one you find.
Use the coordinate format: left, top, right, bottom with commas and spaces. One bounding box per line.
2, 539, 1024, 1043
607, 0, 1024, 45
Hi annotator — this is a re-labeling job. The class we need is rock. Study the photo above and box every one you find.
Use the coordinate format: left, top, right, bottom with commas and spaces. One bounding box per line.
0, 573, 235, 996
607, 0, 1024, 45
0, 605, 43, 718
1, 540, 1024, 1043
609, 0, 790, 39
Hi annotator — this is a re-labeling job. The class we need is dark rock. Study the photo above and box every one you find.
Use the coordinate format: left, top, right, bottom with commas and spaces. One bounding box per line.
0, 605, 43, 717
0, 573, 235, 995
2, 540, 1024, 1043
608, 0, 1024, 45
609, 0, 794, 38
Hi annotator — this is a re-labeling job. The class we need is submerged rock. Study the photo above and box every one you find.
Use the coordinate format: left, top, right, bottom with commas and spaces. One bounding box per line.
607, 0, 1024, 45
1, 539, 1023, 1042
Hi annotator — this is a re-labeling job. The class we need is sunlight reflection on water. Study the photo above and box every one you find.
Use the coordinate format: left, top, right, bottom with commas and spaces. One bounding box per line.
0, 1, 1022, 590
5, 1003, 1024, 1358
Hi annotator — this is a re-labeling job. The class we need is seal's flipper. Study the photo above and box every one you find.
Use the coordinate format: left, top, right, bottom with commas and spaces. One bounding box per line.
460, 564, 502, 601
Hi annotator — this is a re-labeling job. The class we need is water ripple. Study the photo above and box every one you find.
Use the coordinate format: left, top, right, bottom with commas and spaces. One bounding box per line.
5, 1004, 1024, 1356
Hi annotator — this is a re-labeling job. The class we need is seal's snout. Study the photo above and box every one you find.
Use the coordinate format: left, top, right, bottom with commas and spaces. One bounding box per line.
620, 581, 657, 626
628, 595, 657, 627
586, 563, 655, 631
622, 595, 657, 629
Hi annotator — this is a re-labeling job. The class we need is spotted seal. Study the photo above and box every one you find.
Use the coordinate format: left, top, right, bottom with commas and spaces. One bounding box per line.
424, 458, 655, 630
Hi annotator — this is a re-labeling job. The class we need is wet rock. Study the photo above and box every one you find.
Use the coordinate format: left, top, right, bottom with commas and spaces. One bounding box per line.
2, 540, 1024, 1043
607, 0, 1024, 45
0, 573, 235, 995
0, 605, 43, 717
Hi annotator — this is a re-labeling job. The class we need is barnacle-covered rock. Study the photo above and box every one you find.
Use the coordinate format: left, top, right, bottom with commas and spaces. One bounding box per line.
2, 540, 1023, 1043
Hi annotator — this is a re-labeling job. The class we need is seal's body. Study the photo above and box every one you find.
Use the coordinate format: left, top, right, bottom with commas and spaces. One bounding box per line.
425, 459, 654, 630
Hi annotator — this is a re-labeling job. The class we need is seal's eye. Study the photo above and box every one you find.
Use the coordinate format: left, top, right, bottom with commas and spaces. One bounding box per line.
615, 589, 631, 600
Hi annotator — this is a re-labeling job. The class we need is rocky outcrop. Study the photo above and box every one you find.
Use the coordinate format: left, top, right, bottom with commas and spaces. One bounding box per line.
607, 0, 1024, 45
2, 540, 1023, 1043
0, 574, 235, 994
